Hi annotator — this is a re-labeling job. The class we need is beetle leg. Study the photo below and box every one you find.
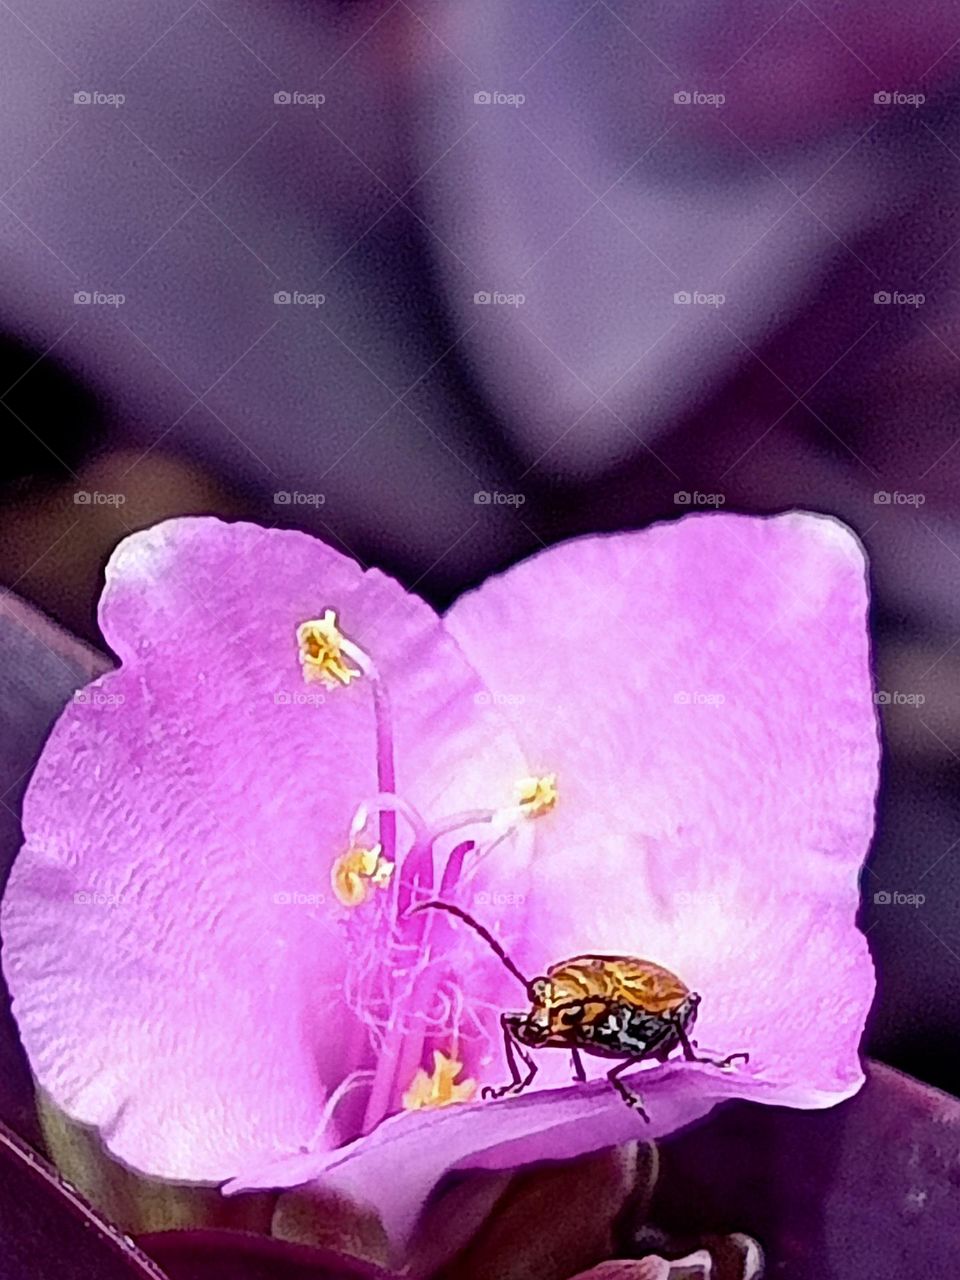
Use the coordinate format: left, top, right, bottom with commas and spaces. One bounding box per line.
607, 1059, 650, 1122
482, 1015, 539, 1100
570, 1046, 586, 1083
674, 1018, 749, 1070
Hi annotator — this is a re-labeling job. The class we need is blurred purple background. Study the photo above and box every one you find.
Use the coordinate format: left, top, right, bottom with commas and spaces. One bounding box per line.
2, 0, 960, 1107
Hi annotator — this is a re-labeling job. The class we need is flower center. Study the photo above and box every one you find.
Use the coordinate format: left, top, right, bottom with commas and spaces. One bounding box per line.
292, 612, 555, 1128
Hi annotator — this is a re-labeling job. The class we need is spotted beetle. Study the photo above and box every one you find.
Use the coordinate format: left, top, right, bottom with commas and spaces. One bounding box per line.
411, 901, 748, 1120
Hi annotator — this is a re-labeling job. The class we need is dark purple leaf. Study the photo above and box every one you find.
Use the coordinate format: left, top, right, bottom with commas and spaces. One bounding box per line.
649, 1060, 960, 1279
0, 594, 108, 1146
0, 1115, 167, 1280
139, 1229, 405, 1280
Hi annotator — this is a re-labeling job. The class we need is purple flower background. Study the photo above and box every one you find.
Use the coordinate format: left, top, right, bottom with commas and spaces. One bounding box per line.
2, 2, 960, 1276
1, 2, 960, 1102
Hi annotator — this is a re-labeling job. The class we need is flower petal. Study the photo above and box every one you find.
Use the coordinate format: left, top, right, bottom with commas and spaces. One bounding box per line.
2, 518, 528, 1182
443, 512, 879, 1095
226, 1063, 815, 1248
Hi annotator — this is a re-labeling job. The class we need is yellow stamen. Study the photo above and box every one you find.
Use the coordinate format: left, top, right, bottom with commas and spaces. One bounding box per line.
297, 611, 361, 688
402, 1050, 477, 1111
331, 844, 395, 907
516, 773, 558, 817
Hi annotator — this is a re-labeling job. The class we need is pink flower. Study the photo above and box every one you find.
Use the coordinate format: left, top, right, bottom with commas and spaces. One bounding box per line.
1, 513, 879, 1247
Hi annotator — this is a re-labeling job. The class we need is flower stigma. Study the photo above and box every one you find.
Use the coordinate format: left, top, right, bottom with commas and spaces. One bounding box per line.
401, 1049, 477, 1111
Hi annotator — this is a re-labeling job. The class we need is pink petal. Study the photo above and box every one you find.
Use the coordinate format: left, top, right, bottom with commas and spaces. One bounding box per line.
227, 1062, 805, 1248
2, 518, 528, 1182
443, 513, 879, 1096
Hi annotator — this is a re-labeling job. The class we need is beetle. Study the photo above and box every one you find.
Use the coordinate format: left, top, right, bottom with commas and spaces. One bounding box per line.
410, 900, 748, 1120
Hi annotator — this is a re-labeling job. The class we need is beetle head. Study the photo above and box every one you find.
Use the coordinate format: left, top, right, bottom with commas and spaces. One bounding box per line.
517, 977, 553, 1043
506, 1008, 550, 1047
526, 976, 550, 1004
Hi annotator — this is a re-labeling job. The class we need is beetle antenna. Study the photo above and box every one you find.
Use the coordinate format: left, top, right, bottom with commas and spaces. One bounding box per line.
409, 900, 531, 989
